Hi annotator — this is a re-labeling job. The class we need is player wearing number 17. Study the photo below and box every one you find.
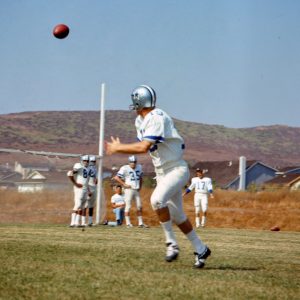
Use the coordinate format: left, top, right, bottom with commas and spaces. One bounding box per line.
182, 168, 214, 228
105, 85, 211, 268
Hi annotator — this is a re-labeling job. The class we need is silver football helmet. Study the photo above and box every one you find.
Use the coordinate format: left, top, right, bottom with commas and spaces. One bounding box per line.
81, 155, 89, 162
130, 85, 156, 111
80, 155, 89, 167
89, 155, 96, 165
128, 155, 137, 163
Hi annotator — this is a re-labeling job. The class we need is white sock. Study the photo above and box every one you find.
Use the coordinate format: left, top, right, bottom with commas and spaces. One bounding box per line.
161, 220, 177, 245
195, 217, 200, 227
75, 214, 80, 226
201, 216, 206, 226
81, 216, 86, 225
70, 213, 76, 225
125, 216, 131, 225
88, 216, 93, 224
138, 216, 143, 226
186, 230, 205, 254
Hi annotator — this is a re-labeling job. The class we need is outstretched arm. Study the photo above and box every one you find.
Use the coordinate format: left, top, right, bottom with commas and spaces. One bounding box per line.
105, 137, 152, 155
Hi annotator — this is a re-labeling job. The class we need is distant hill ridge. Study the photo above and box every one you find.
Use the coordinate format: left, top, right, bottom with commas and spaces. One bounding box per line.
0, 111, 299, 167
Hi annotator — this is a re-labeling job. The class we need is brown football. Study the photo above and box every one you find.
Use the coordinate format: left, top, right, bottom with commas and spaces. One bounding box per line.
53, 24, 69, 39
270, 226, 280, 231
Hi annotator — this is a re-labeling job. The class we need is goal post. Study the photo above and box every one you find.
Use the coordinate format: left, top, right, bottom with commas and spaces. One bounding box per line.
96, 83, 106, 224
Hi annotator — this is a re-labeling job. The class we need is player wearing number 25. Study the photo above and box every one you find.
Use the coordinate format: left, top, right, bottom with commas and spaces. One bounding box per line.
113, 155, 148, 228
183, 168, 214, 228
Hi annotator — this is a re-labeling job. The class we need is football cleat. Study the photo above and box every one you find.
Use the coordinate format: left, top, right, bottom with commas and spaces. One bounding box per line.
194, 246, 211, 268
138, 224, 149, 228
127, 224, 133, 228
165, 243, 180, 262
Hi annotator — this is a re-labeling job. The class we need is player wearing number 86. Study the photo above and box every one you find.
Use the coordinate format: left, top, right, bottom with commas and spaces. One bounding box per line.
67, 155, 90, 227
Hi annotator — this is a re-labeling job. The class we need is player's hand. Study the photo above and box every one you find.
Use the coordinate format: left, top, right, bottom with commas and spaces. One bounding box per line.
76, 183, 83, 188
210, 194, 214, 199
123, 184, 131, 189
105, 136, 121, 155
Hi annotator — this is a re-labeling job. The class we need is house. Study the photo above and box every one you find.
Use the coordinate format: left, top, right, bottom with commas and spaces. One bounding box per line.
264, 173, 300, 191
0, 162, 70, 192
192, 159, 278, 190
277, 166, 300, 175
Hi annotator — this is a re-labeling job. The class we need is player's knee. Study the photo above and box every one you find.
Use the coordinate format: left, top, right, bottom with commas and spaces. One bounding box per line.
150, 195, 164, 210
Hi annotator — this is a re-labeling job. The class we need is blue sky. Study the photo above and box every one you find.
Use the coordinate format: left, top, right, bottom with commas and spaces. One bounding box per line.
0, 0, 299, 128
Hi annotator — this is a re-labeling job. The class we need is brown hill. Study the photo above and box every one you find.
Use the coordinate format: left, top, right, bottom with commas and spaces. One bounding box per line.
0, 111, 299, 169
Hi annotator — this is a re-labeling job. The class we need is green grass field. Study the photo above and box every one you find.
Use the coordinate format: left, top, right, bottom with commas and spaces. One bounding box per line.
0, 225, 299, 300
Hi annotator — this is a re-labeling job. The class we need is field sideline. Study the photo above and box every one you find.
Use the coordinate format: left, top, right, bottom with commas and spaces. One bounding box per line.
0, 224, 299, 300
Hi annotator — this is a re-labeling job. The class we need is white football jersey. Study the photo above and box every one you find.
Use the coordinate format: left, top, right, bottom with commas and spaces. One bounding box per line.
111, 193, 125, 206
70, 163, 90, 187
117, 164, 143, 190
188, 177, 213, 194
135, 108, 185, 169
88, 165, 97, 186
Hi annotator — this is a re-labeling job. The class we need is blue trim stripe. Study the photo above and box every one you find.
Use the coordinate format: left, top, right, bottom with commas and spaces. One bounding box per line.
143, 135, 164, 142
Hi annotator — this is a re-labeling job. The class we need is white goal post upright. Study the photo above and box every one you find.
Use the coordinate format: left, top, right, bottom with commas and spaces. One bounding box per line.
96, 83, 106, 224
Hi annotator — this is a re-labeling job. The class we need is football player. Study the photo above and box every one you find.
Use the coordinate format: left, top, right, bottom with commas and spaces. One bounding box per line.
183, 168, 214, 228
67, 155, 90, 227
113, 155, 148, 228
105, 85, 211, 268
86, 155, 98, 226
111, 185, 126, 225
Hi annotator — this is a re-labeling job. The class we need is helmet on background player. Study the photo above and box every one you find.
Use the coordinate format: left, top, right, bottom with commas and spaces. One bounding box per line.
89, 155, 96, 165
128, 155, 137, 163
80, 155, 89, 167
130, 85, 156, 111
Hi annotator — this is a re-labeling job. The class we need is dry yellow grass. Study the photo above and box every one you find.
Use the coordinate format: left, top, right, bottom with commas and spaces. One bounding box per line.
0, 188, 299, 231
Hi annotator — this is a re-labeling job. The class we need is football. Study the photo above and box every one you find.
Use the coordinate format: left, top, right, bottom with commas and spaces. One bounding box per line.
53, 24, 69, 39
270, 226, 280, 231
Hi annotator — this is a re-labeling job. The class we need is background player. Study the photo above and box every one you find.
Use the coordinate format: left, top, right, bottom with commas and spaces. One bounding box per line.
113, 155, 148, 228
105, 85, 211, 268
111, 185, 126, 225
183, 168, 214, 228
67, 155, 90, 227
86, 155, 98, 226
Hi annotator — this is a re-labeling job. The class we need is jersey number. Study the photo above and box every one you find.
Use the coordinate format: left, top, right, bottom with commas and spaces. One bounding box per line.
129, 171, 140, 181
196, 182, 206, 190
83, 169, 88, 178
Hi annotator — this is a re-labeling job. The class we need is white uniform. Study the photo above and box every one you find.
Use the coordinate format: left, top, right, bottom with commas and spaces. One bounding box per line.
188, 177, 213, 213
87, 165, 97, 208
117, 164, 143, 212
135, 108, 189, 224
67, 163, 89, 210
111, 193, 126, 206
